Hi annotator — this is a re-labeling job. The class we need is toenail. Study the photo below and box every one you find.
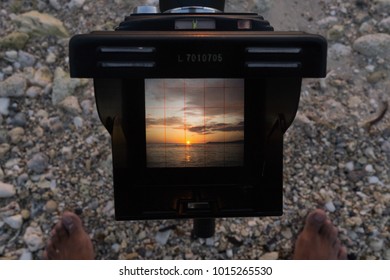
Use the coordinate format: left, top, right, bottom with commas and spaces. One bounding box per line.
63, 216, 74, 231
313, 212, 326, 222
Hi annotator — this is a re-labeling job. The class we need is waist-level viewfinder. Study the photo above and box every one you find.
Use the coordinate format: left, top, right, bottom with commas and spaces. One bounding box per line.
69, 0, 327, 222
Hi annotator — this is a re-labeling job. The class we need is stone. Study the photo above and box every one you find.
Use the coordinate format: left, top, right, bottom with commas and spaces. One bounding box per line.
353, 33, 390, 59
12, 11, 69, 38
68, 0, 86, 8
52, 67, 87, 105
374, 0, 390, 11
4, 214, 23, 229
0, 143, 11, 158
0, 32, 29, 50
379, 17, 390, 33
155, 229, 171, 245
325, 200, 336, 212
45, 200, 58, 213
23, 225, 45, 252
59, 96, 82, 115
327, 25, 344, 41
0, 74, 27, 97
369, 237, 384, 251
27, 153, 49, 174
0, 182, 16, 198
33, 66, 53, 87
226, 248, 233, 258
328, 43, 352, 59
26, 86, 42, 98
18, 51, 36, 68
19, 249, 33, 260
8, 127, 25, 144
73, 116, 84, 129
0, 98, 10, 115
260, 251, 279, 260
11, 112, 27, 127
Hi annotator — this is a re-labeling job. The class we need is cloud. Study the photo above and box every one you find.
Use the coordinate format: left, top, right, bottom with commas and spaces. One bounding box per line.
188, 122, 244, 135
146, 116, 182, 127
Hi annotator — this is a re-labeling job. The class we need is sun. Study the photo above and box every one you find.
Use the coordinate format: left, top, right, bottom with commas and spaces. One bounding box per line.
186, 140, 191, 145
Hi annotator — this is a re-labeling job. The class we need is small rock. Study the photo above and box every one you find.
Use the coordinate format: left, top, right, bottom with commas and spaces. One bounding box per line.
345, 161, 355, 172
26, 86, 42, 98
68, 0, 86, 8
368, 176, 381, 184
21, 209, 30, 220
281, 228, 293, 239
353, 33, 390, 59
226, 248, 233, 258
381, 141, 390, 153
11, 112, 27, 127
73, 116, 84, 129
18, 51, 36, 68
365, 165, 374, 173
155, 229, 171, 245
12, 10, 69, 38
52, 67, 87, 105
4, 214, 23, 229
59, 96, 82, 115
0, 98, 10, 115
45, 200, 58, 213
23, 225, 45, 252
327, 25, 344, 41
0, 32, 29, 50
260, 251, 279, 260
369, 237, 384, 252
33, 66, 53, 87
8, 127, 25, 144
0, 182, 16, 198
317, 16, 338, 28
49, 0, 61, 10
379, 17, 390, 33
0, 143, 11, 158
19, 249, 33, 260
27, 153, 49, 174
0, 74, 27, 98
325, 201, 336, 212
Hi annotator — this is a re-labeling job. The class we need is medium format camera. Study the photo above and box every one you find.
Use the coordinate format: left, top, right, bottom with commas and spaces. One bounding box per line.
69, 0, 327, 221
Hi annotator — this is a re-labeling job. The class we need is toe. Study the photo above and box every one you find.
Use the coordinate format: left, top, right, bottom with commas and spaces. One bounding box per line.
338, 246, 348, 260
304, 209, 327, 233
320, 219, 338, 243
62, 211, 83, 235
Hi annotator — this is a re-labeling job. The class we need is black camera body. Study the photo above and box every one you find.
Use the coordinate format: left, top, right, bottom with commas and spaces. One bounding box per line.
69, 1, 327, 220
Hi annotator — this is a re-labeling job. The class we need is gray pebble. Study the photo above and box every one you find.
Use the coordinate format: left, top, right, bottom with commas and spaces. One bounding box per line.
0, 97, 10, 115
17, 51, 36, 68
0, 74, 27, 98
155, 229, 171, 245
325, 201, 336, 212
8, 127, 25, 144
353, 33, 390, 59
27, 153, 49, 174
11, 112, 27, 127
23, 225, 45, 252
59, 95, 82, 115
4, 214, 23, 229
0, 181, 16, 198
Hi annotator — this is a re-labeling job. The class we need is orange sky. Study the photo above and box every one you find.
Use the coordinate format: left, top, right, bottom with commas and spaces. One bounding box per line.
145, 79, 244, 144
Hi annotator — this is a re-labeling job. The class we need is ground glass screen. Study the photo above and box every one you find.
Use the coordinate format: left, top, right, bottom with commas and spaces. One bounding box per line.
145, 79, 244, 167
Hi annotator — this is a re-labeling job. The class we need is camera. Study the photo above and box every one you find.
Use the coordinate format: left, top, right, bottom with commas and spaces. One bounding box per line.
69, 0, 327, 221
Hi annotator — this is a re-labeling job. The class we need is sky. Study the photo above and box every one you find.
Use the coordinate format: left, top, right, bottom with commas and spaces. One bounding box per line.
145, 79, 245, 144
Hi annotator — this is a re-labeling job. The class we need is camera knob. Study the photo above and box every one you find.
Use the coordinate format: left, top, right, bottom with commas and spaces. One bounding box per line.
133, 6, 158, 14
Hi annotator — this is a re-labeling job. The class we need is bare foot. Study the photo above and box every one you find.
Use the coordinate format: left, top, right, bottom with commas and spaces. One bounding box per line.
44, 211, 94, 260
293, 209, 347, 260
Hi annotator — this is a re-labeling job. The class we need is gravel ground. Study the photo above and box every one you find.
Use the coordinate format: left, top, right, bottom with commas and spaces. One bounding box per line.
0, 0, 389, 260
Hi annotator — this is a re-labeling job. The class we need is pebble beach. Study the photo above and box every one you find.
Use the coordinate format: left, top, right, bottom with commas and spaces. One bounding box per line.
0, 0, 389, 260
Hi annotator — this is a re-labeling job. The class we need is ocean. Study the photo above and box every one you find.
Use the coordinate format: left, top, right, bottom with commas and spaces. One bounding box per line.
146, 143, 244, 168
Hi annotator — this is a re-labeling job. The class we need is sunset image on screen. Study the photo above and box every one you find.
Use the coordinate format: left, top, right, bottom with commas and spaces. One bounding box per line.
145, 79, 244, 167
